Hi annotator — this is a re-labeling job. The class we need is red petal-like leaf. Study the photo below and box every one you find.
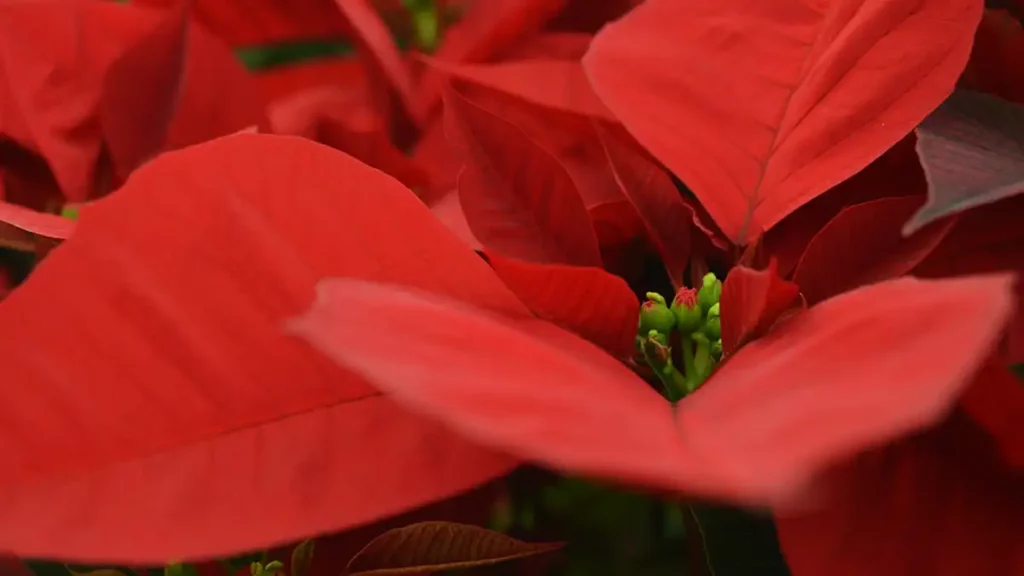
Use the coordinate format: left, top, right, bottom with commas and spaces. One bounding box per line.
0, 0, 147, 201
334, 0, 425, 126
914, 194, 1024, 277
293, 274, 1014, 508
485, 252, 638, 359
292, 278, 695, 492
0, 202, 75, 239
676, 275, 1015, 504
775, 415, 1024, 576
904, 89, 1024, 234
961, 10, 1024, 103
0, 134, 522, 562
793, 196, 956, 305
418, 0, 566, 112
597, 126, 696, 289
442, 84, 601, 266
101, 3, 189, 180
719, 262, 799, 356
961, 360, 1024, 470
583, 0, 981, 244
421, 56, 615, 120
345, 522, 562, 575
429, 189, 484, 250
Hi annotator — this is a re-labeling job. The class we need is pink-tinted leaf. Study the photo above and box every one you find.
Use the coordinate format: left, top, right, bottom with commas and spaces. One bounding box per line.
904, 89, 1024, 234
0, 202, 75, 239
597, 126, 695, 289
345, 521, 562, 575
101, 2, 189, 180
485, 251, 638, 359
583, 0, 981, 244
0, 134, 523, 562
793, 196, 957, 305
293, 274, 1014, 508
774, 415, 1024, 576
719, 261, 799, 356
442, 84, 601, 266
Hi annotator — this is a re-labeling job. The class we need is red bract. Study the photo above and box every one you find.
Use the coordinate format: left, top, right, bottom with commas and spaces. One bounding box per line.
441, 83, 601, 267
0, 134, 525, 562
0, 0, 262, 204
583, 0, 981, 244
292, 272, 1014, 522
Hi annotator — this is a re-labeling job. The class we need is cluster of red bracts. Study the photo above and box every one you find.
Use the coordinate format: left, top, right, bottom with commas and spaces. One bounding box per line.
0, 0, 1022, 575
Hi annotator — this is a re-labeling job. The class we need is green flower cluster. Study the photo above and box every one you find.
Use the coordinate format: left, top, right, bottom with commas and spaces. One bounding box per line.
636, 273, 723, 401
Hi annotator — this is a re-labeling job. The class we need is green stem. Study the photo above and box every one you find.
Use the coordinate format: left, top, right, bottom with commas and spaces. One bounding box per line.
679, 334, 697, 392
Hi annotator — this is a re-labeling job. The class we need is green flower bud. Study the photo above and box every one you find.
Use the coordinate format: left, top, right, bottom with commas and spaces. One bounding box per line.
671, 287, 702, 333
263, 561, 284, 576
703, 302, 721, 340
639, 292, 676, 335
711, 339, 723, 361
697, 272, 722, 313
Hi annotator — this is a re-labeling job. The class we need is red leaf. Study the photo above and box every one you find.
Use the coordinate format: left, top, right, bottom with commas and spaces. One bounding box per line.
429, 189, 483, 251
0, 134, 522, 562
417, 0, 567, 112
158, 11, 265, 154
960, 10, 1024, 104
903, 89, 1024, 234
719, 261, 799, 356
485, 252, 638, 359
0, 202, 75, 240
442, 84, 601, 266
914, 194, 1024, 277
583, 0, 981, 244
421, 56, 615, 120
774, 415, 1024, 576
292, 274, 1014, 507
132, 0, 349, 46
961, 360, 1024, 470
493, 31, 592, 60
345, 521, 562, 575
675, 275, 1015, 504
0, 555, 33, 576
101, 3, 189, 180
793, 196, 957, 305
334, 0, 425, 126
267, 88, 430, 190
597, 126, 696, 290
0, 0, 145, 201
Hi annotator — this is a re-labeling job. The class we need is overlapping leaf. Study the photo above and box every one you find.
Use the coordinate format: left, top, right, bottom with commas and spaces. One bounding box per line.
293, 274, 1014, 507
442, 84, 601, 266
904, 89, 1024, 234
485, 252, 638, 359
793, 196, 956, 305
0, 134, 521, 562
583, 0, 982, 244
775, 415, 1024, 576
345, 522, 562, 575
719, 262, 799, 356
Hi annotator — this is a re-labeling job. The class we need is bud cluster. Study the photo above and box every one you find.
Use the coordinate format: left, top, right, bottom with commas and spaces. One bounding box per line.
636, 273, 724, 400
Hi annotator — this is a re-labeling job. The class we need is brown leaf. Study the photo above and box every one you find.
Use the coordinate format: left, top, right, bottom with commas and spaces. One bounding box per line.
290, 539, 315, 576
345, 522, 563, 576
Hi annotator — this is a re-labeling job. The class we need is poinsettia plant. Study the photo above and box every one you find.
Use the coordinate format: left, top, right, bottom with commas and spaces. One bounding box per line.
0, 0, 1022, 575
